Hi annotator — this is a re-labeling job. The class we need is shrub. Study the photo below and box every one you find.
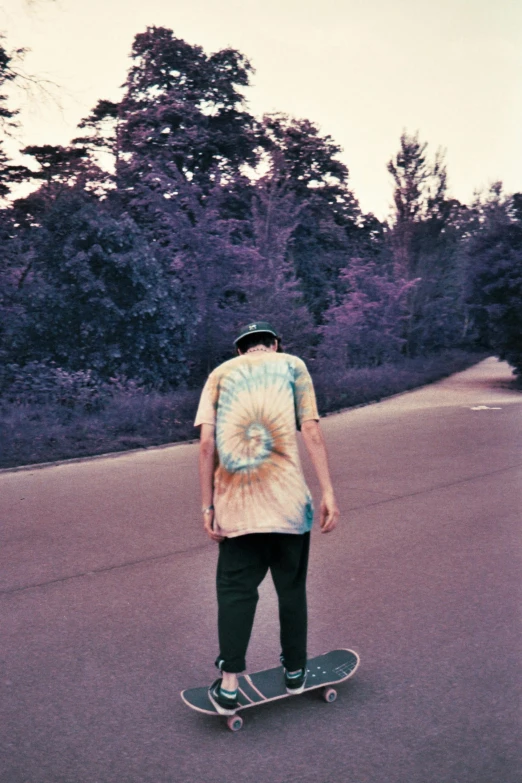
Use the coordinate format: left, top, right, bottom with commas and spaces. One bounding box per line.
0, 362, 113, 410
0, 350, 486, 469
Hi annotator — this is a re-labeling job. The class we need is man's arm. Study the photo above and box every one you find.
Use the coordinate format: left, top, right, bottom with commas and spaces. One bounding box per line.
300, 420, 339, 533
198, 423, 224, 542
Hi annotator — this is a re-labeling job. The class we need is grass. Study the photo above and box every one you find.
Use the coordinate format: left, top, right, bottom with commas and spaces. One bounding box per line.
0, 350, 489, 470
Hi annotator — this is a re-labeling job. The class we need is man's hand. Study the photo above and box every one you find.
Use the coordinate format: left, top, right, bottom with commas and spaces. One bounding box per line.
319, 490, 339, 533
203, 509, 224, 543
300, 420, 339, 534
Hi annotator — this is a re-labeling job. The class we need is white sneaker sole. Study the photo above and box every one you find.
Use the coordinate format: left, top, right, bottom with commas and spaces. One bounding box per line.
286, 680, 307, 694
208, 689, 238, 716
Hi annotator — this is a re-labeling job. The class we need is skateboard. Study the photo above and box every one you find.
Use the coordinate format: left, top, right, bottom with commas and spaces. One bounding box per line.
181, 648, 360, 731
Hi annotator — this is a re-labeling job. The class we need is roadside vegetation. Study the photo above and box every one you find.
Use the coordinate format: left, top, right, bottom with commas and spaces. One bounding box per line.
0, 350, 487, 469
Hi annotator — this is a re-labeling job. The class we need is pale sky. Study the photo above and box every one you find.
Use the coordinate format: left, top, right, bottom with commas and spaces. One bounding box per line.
1, 0, 521, 218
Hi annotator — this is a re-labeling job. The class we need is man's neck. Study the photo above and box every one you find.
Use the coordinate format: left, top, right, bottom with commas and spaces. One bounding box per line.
246, 346, 271, 354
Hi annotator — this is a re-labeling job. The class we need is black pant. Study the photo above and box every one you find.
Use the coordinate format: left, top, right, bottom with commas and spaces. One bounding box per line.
215, 532, 310, 674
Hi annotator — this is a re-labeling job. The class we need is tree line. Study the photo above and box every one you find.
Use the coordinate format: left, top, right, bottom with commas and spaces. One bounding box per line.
0, 26, 520, 395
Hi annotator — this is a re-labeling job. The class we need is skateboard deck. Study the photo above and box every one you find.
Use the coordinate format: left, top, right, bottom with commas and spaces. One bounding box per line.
181, 648, 360, 731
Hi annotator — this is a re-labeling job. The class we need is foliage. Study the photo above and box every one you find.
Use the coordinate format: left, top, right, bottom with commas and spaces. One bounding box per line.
260, 114, 363, 321
386, 132, 470, 355
118, 26, 259, 191
0, 350, 486, 469
0, 361, 115, 409
466, 187, 522, 376
18, 192, 190, 385
0, 38, 33, 197
246, 162, 316, 357
320, 258, 418, 367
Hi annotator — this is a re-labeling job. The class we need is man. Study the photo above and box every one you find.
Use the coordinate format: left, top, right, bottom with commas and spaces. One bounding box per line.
194, 321, 339, 715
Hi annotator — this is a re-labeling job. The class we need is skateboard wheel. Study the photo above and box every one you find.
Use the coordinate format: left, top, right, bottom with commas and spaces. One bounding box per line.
227, 715, 243, 732
323, 688, 337, 703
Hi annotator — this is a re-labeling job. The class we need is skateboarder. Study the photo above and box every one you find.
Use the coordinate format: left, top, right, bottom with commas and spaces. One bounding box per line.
195, 321, 339, 715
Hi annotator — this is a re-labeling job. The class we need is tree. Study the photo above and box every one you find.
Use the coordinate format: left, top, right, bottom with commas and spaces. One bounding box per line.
118, 27, 259, 191
467, 186, 522, 376
19, 192, 190, 385
166, 175, 257, 381
64, 29, 269, 383
0, 38, 33, 198
246, 161, 316, 357
261, 114, 349, 197
19, 144, 94, 197
387, 130, 450, 276
320, 258, 418, 368
0, 37, 36, 365
259, 113, 364, 322
387, 131, 469, 354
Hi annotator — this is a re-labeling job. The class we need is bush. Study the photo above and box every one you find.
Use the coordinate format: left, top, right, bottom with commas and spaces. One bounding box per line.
0, 384, 200, 468
0, 362, 114, 410
0, 350, 486, 469
312, 350, 487, 415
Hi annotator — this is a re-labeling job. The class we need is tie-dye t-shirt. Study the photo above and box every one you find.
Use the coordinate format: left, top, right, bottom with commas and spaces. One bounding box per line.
194, 351, 320, 538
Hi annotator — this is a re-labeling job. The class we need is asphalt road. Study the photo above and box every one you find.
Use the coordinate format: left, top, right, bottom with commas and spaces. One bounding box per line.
1, 357, 521, 783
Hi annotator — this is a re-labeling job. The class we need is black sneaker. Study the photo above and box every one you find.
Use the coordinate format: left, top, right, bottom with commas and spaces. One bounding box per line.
280, 656, 308, 694
208, 678, 239, 716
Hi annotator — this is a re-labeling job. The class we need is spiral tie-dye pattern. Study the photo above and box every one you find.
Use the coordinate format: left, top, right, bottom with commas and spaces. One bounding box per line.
195, 352, 319, 538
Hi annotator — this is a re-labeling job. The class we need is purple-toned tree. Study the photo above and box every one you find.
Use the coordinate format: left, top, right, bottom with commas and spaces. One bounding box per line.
68, 28, 265, 381
118, 27, 259, 192
259, 113, 365, 323
0, 39, 33, 198
0, 39, 41, 367
387, 131, 449, 277
320, 258, 418, 368
466, 185, 522, 377
19, 144, 94, 199
387, 131, 469, 354
246, 158, 316, 357
18, 192, 190, 385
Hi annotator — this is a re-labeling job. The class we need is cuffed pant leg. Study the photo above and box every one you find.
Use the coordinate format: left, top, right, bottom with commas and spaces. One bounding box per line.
269, 533, 310, 672
216, 535, 269, 673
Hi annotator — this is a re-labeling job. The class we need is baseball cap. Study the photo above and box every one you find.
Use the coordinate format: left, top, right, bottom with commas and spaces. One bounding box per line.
233, 321, 279, 346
